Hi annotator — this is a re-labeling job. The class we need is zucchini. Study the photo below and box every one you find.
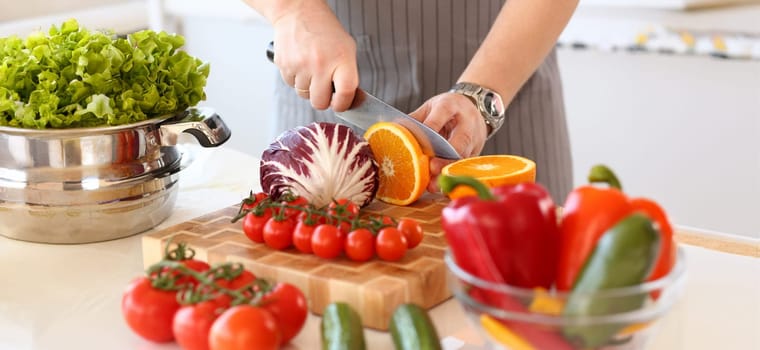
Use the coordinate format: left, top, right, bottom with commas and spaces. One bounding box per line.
390, 303, 442, 350
321, 302, 366, 350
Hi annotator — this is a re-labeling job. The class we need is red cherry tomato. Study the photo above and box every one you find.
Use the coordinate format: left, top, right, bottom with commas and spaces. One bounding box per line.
242, 211, 272, 243
397, 218, 424, 249
209, 305, 281, 350
260, 283, 308, 345
336, 221, 352, 241
376, 227, 408, 262
281, 195, 309, 219
328, 198, 360, 220
345, 228, 375, 262
298, 210, 331, 226
311, 224, 343, 259
293, 220, 317, 254
263, 217, 295, 250
121, 276, 181, 343
381, 215, 396, 227
241, 192, 268, 211
173, 300, 224, 350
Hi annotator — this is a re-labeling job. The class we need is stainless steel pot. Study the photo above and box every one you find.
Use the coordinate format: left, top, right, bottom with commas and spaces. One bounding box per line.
0, 107, 230, 244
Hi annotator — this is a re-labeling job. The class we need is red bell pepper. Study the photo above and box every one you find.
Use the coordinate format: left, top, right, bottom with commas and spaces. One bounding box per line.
630, 197, 676, 285
439, 175, 573, 350
439, 175, 560, 288
557, 165, 677, 291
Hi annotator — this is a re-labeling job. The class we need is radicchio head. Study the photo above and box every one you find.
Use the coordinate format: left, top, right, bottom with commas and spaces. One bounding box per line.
260, 122, 379, 207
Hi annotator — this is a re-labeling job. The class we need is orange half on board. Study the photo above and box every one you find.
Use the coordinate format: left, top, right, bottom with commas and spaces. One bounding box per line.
441, 154, 536, 199
364, 122, 430, 206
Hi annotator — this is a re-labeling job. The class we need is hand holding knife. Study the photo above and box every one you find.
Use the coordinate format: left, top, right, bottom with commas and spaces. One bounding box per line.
266, 41, 461, 160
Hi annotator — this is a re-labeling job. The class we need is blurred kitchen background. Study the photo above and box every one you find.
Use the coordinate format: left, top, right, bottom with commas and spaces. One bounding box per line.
2, 0, 759, 240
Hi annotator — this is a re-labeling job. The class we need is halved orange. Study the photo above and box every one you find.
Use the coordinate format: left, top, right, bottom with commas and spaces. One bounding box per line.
364, 122, 429, 206
441, 155, 536, 199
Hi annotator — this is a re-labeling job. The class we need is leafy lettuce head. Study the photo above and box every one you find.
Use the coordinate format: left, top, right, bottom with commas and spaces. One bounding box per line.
0, 19, 209, 129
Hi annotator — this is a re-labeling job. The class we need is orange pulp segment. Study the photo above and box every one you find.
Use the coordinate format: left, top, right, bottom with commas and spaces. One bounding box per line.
441, 154, 536, 199
364, 122, 429, 206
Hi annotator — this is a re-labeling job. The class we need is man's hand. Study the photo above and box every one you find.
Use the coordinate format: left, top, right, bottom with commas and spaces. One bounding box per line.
271, 1, 358, 112
409, 92, 489, 192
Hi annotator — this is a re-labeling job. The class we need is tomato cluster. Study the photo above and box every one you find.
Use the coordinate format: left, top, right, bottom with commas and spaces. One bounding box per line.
235, 192, 424, 262
122, 243, 307, 350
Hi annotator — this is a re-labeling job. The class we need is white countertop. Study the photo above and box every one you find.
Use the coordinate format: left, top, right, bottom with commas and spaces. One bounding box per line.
1, 146, 758, 350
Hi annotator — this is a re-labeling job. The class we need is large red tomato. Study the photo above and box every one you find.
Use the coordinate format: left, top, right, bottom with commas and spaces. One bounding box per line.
209, 305, 280, 350
173, 300, 225, 350
121, 276, 181, 343
260, 283, 308, 345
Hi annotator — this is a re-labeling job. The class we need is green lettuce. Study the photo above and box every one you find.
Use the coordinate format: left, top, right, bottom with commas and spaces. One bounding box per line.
0, 19, 209, 129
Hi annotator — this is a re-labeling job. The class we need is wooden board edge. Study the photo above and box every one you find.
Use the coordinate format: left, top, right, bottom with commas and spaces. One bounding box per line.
142, 234, 165, 269
675, 230, 759, 258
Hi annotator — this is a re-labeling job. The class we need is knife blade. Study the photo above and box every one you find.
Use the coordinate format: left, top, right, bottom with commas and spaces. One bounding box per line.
338, 90, 461, 160
265, 42, 461, 160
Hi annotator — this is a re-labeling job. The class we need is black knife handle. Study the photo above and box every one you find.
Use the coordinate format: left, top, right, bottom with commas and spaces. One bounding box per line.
265, 41, 336, 93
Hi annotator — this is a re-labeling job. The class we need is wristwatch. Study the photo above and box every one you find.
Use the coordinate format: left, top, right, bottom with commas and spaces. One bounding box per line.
449, 82, 506, 139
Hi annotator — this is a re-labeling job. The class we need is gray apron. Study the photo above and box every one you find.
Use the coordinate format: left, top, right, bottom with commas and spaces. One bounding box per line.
274, 0, 573, 203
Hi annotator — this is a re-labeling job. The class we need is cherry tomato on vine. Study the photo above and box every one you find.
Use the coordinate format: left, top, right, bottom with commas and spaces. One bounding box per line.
293, 220, 317, 254
328, 198, 360, 220
263, 217, 295, 250
280, 195, 309, 219
336, 221, 352, 241
173, 300, 224, 350
122, 276, 181, 343
298, 210, 329, 226
242, 210, 272, 243
397, 218, 424, 249
311, 224, 343, 259
260, 283, 308, 346
345, 228, 375, 262
241, 192, 268, 211
209, 305, 281, 350
381, 215, 395, 227
376, 227, 408, 262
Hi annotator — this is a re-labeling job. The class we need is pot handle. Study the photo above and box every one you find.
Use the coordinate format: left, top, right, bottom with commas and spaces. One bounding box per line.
158, 107, 231, 147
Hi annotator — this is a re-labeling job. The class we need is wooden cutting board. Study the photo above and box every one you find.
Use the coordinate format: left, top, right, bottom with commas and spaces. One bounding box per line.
141, 193, 452, 330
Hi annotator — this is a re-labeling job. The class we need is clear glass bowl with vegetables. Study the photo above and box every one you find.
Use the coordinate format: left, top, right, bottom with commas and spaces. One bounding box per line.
438, 165, 687, 350
446, 248, 687, 350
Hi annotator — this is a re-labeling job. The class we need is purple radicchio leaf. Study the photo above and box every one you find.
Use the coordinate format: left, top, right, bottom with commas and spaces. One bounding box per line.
260, 122, 379, 207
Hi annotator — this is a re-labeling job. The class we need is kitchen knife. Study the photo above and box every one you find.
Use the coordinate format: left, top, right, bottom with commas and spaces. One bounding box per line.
266, 42, 461, 160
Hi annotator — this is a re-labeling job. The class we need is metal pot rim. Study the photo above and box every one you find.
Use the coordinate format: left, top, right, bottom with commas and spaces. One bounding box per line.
0, 114, 174, 136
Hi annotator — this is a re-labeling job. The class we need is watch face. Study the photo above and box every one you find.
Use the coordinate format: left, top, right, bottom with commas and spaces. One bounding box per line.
482, 92, 505, 118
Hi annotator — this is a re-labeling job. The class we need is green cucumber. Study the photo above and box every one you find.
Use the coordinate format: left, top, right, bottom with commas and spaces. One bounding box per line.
321, 302, 366, 350
562, 213, 661, 348
390, 303, 442, 350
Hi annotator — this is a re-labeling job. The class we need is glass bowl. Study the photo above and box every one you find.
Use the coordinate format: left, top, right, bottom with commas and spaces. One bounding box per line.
445, 247, 687, 350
